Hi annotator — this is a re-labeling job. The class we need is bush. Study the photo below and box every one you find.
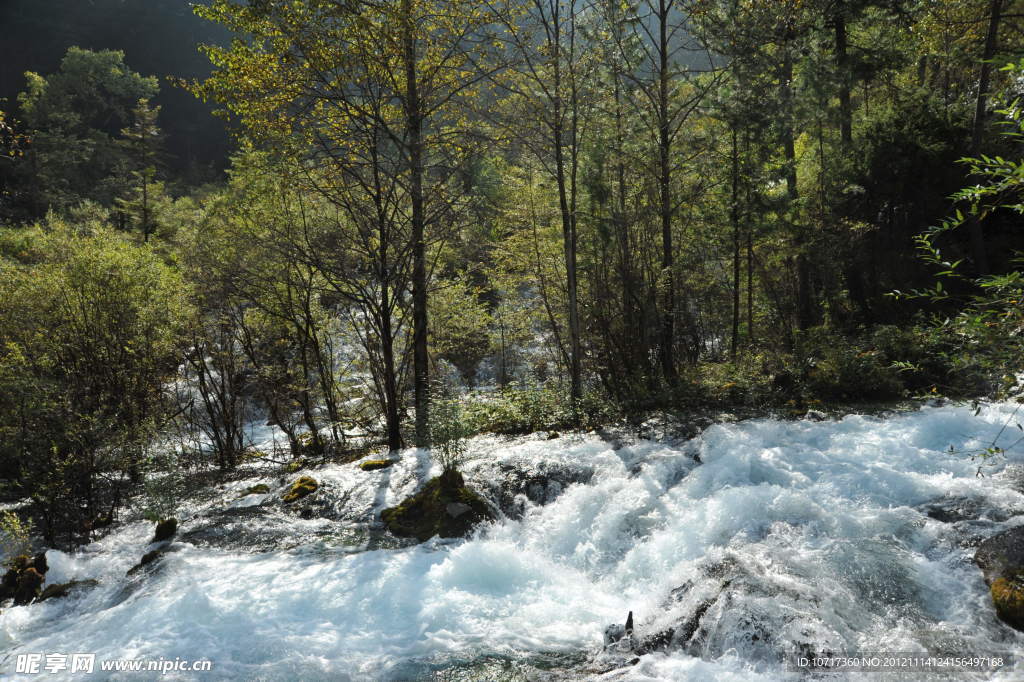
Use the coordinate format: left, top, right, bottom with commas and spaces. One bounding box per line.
0, 220, 191, 545
430, 386, 472, 472
460, 382, 620, 435
0, 511, 31, 564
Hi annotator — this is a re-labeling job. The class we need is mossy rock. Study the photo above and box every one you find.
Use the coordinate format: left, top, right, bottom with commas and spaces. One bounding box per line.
0, 553, 49, 604
153, 518, 177, 543
359, 459, 395, 472
381, 470, 493, 542
282, 476, 319, 503
991, 576, 1024, 630
13, 567, 44, 605
238, 483, 271, 498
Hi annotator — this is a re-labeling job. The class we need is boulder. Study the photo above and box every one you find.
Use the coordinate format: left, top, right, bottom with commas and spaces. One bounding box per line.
0, 552, 49, 605
37, 579, 99, 603
152, 518, 178, 543
13, 567, 44, 605
975, 526, 1024, 584
359, 459, 395, 472
127, 548, 167, 576
282, 476, 319, 503
990, 576, 1024, 630
381, 469, 493, 542
976, 526, 1024, 631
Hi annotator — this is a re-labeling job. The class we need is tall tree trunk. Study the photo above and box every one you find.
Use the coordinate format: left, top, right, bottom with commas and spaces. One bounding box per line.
834, 9, 852, 149
380, 291, 403, 452
968, 0, 1003, 275
657, 0, 677, 384
552, 1, 582, 402
781, 50, 812, 331
403, 0, 430, 447
730, 127, 740, 360
744, 133, 754, 347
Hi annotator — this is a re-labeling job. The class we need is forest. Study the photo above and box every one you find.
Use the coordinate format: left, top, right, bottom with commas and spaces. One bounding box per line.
1, 0, 1024, 679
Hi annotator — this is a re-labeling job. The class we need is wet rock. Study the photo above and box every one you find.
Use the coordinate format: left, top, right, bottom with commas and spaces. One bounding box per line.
474, 459, 593, 518
920, 496, 1015, 525
975, 526, 1024, 631
152, 518, 178, 543
359, 459, 395, 472
990, 576, 1024, 630
619, 553, 840, 667
181, 506, 293, 552
13, 567, 44, 605
381, 469, 493, 542
37, 579, 99, 603
127, 548, 168, 576
603, 611, 635, 650
975, 526, 1024, 585
0, 553, 49, 605
282, 476, 319, 503
446, 502, 472, 518
804, 410, 828, 422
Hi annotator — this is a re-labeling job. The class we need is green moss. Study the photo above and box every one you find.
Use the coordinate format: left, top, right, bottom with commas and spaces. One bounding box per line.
381, 470, 493, 542
359, 459, 395, 472
992, 576, 1024, 630
282, 476, 319, 503
238, 483, 270, 497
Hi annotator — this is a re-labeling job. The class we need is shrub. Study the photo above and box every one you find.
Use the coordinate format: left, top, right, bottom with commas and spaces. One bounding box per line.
0, 511, 31, 564
430, 384, 472, 473
0, 221, 191, 545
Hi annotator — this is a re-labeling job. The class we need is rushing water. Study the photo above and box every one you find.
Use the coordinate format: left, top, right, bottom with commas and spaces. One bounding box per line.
2, 402, 1024, 680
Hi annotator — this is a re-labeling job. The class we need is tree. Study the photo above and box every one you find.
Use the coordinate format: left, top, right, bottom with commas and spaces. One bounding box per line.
194, 0, 496, 449
15, 47, 159, 215
116, 98, 166, 241
485, 0, 600, 401
607, 0, 722, 375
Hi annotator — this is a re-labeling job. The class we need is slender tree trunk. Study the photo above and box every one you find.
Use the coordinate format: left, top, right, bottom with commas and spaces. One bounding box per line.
380, 299, 403, 452
730, 127, 740, 360
968, 0, 1003, 275
403, 0, 430, 446
781, 50, 811, 331
835, 9, 852, 149
657, 0, 677, 384
743, 133, 754, 347
613, 72, 638, 382
551, 2, 582, 402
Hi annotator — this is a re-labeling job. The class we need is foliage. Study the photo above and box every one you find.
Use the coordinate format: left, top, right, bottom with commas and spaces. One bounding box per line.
429, 384, 472, 473
0, 219, 190, 544
11, 47, 160, 216
0, 510, 32, 563
460, 383, 620, 435
905, 59, 1024, 386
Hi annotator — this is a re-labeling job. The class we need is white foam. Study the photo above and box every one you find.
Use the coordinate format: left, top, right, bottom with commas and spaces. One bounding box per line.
2, 403, 1024, 679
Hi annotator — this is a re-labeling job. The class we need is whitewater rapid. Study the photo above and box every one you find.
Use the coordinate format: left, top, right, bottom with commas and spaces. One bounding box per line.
2, 402, 1024, 680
